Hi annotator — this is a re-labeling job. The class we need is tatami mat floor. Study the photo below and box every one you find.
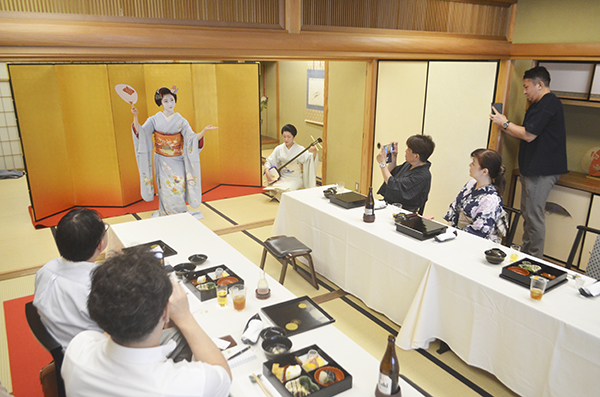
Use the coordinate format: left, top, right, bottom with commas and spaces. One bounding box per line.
0, 177, 518, 396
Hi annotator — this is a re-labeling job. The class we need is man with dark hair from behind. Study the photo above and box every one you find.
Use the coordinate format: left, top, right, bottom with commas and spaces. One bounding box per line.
490, 65, 568, 258
33, 208, 107, 349
62, 248, 232, 396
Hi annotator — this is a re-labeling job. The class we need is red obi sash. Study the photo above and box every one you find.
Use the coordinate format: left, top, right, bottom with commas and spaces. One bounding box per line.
154, 131, 183, 157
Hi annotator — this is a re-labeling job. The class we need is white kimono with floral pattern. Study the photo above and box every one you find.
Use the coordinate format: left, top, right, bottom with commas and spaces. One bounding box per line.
132, 112, 203, 217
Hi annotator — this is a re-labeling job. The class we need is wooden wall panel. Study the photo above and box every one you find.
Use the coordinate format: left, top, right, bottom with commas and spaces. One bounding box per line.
0, 0, 282, 25
54, 65, 123, 206
9, 64, 75, 220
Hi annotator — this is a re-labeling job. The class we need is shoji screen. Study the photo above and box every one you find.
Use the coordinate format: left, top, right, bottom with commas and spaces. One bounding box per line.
372, 62, 428, 194
424, 61, 498, 220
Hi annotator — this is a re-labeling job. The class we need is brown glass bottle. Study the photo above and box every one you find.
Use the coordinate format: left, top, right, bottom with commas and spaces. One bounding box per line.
363, 187, 375, 223
376, 334, 400, 396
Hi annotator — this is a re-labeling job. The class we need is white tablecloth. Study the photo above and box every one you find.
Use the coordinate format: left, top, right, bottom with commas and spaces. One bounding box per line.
273, 187, 600, 397
108, 213, 428, 397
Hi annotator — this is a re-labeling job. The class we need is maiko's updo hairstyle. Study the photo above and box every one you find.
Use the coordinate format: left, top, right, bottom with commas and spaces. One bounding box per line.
281, 124, 297, 137
154, 87, 177, 107
471, 148, 506, 195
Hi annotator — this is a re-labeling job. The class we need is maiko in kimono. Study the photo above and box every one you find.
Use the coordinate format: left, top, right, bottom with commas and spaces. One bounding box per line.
131, 86, 217, 218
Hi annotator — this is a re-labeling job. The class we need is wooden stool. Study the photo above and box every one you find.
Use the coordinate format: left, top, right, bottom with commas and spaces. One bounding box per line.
259, 235, 319, 290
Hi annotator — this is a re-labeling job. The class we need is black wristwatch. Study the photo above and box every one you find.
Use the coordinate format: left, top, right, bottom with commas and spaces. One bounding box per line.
503, 120, 511, 129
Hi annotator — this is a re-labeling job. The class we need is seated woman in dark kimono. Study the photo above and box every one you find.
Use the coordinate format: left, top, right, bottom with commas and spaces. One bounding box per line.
376, 135, 435, 213
444, 148, 508, 243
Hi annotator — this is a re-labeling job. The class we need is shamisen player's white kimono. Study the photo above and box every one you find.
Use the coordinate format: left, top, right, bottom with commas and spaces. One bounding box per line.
264, 142, 318, 192
132, 112, 204, 218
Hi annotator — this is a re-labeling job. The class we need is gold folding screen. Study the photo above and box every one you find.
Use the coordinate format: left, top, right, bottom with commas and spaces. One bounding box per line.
10, 63, 260, 220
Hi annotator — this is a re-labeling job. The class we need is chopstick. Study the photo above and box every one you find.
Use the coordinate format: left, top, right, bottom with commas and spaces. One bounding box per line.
252, 373, 274, 397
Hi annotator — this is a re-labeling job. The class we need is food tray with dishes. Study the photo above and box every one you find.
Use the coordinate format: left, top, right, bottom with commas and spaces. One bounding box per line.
500, 258, 567, 292
182, 265, 244, 301
263, 344, 352, 397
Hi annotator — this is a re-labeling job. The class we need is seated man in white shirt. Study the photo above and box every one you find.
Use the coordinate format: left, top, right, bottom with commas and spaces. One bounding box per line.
33, 208, 190, 361
62, 248, 232, 397
33, 208, 107, 349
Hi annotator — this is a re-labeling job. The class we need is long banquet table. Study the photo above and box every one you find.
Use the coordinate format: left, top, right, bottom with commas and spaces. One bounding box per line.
107, 213, 428, 397
272, 186, 600, 397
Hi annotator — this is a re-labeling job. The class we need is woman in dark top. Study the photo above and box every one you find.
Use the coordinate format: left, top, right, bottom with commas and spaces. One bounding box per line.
376, 135, 435, 212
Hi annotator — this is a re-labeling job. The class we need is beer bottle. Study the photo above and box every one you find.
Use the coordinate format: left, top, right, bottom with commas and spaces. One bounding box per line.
363, 187, 375, 223
376, 334, 400, 396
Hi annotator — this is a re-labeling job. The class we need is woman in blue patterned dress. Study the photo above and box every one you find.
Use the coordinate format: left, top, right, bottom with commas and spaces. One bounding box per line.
444, 149, 508, 243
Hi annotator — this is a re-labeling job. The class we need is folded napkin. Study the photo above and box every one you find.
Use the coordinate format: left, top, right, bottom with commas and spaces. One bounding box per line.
375, 200, 387, 210
580, 282, 600, 298
241, 313, 263, 345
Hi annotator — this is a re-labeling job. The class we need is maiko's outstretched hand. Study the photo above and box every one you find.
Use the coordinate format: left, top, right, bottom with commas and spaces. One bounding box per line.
202, 125, 219, 132
197, 124, 218, 140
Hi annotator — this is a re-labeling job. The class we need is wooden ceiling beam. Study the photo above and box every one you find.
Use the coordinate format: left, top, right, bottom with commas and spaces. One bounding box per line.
0, 17, 511, 62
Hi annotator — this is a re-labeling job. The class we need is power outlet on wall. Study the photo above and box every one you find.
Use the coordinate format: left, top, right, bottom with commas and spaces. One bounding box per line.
355, 182, 359, 191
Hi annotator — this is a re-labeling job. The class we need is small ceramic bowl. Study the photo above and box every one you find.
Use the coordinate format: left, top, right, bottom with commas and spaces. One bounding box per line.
174, 263, 195, 276
188, 254, 208, 265
216, 276, 239, 286
260, 326, 287, 340
262, 335, 292, 359
314, 366, 345, 387
484, 248, 507, 265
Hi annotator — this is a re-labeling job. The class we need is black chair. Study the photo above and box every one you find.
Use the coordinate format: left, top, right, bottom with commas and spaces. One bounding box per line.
566, 225, 600, 279
502, 205, 522, 247
259, 235, 319, 289
25, 301, 66, 397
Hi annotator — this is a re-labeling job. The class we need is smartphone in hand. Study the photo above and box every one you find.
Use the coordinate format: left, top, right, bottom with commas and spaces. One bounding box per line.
384, 144, 393, 163
492, 102, 503, 114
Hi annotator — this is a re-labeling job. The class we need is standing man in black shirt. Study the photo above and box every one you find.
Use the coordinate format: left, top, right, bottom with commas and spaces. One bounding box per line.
490, 66, 568, 258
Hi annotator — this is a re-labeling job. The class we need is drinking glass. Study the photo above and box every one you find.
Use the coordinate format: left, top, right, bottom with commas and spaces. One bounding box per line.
530, 276, 548, 301
217, 284, 228, 307
231, 285, 247, 311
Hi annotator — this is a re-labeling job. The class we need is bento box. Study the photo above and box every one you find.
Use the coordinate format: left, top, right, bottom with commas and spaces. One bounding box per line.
500, 258, 567, 292
263, 344, 352, 397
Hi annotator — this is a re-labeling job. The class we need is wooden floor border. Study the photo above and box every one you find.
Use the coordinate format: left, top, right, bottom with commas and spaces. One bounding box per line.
213, 219, 275, 236
0, 266, 41, 282
311, 289, 348, 304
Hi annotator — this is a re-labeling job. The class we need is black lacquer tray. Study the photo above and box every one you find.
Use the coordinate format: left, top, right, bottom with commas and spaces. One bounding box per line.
261, 296, 335, 336
123, 239, 177, 257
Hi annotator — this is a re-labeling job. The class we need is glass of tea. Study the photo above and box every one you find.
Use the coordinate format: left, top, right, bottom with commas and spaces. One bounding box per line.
530, 275, 548, 301
231, 284, 247, 311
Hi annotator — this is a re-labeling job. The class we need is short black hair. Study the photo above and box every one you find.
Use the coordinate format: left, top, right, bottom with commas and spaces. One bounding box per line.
281, 124, 297, 137
406, 135, 435, 162
55, 208, 105, 262
523, 66, 551, 87
88, 248, 172, 344
154, 87, 177, 107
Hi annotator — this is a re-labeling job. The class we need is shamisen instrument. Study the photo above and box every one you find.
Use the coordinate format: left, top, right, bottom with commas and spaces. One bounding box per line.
267, 137, 323, 184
